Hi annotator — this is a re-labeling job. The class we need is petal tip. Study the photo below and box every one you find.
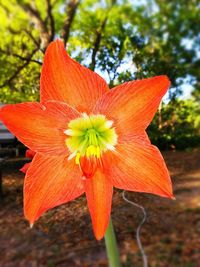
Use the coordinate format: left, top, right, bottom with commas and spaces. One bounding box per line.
48, 38, 64, 48
162, 190, 175, 200
157, 75, 171, 87
20, 165, 27, 174
171, 195, 176, 200
94, 231, 105, 241
46, 39, 66, 57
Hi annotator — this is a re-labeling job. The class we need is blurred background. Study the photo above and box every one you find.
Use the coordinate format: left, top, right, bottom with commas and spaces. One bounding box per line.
0, 0, 200, 267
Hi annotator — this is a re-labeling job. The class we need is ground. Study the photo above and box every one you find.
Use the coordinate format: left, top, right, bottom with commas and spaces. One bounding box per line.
0, 151, 200, 267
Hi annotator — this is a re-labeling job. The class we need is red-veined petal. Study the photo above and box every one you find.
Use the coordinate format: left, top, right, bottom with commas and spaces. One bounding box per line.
94, 76, 170, 138
84, 171, 113, 240
20, 163, 31, 173
40, 40, 109, 112
0, 101, 79, 155
24, 153, 84, 224
20, 150, 36, 173
103, 139, 173, 198
26, 149, 36, 158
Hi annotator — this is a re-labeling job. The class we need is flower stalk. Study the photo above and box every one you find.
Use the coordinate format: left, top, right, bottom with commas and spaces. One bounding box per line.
104, 218, 121, 267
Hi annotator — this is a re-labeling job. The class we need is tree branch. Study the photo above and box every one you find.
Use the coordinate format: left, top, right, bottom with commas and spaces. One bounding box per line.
8, 26, 41, 52
89, 17, 108, 71
46, 0, 55, 41
89, 0, 117, 71
23, 29, 41, 51
0, 47, 42, 65
0, 48, 39, 88
61, 0, 81, 46
0, 2, 9, 16
12, 53, 42, 65
17, 1, 50, 50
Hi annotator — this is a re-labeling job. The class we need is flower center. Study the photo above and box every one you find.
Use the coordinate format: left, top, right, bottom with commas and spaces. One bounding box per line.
64, 113, 117, 166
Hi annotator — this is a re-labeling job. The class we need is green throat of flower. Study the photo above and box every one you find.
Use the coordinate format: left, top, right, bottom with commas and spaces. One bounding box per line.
64, 113, 118, 165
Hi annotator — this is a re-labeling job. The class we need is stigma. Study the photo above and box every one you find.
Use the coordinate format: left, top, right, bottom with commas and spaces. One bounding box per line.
64, 113, 118, 167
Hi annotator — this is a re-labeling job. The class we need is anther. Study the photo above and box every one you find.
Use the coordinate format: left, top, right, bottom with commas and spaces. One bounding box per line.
75, 152, 81, 164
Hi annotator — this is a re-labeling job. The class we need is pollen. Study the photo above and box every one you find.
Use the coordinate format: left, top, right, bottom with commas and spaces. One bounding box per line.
75, 152, 81, 164
64, 113, 118, 164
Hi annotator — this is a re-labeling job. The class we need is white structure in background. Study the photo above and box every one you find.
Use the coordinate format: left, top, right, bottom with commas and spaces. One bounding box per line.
0, 104, 15, 142
0, 104, 19, 156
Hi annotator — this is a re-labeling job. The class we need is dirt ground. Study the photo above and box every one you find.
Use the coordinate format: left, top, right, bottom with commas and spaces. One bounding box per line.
0, 151, 200, 267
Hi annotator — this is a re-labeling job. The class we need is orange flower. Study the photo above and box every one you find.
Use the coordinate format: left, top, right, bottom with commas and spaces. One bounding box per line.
0, 40, 173, 240
20, 149, 36, 173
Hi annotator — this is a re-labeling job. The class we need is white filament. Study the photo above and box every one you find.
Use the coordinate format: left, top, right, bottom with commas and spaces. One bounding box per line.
122, 190, 148, 267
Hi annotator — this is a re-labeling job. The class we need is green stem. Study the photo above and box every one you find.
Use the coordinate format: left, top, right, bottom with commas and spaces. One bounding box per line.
104, 218, 122, 267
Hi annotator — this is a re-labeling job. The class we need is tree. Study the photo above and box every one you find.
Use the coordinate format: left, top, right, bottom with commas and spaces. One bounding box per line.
147, 98, 200, 150
0, 0, 199, 103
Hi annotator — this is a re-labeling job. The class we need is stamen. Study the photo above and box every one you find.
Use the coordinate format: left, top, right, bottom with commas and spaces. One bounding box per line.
82, 112, 89, 119
64, 129, 73, 135
65, 114, 118, 168
106, 144, 115, 151
68, 151, 77, 161
105, 120, 113, 128
86, 145, 97, 157
75, 152, 81, 164
96, 146, 100, 158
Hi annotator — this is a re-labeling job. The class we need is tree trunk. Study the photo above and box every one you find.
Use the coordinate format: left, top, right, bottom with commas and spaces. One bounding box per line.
61, 0, 81, 46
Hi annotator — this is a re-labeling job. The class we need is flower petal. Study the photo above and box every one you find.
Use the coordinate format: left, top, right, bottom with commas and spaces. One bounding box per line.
20, 163, 31, 173
94, 76, 170, 138
40, 40, 109, 112
24, 153, 84, 224
0, 101, 79, 155
84, 171, 113, 240
103, 138, 173, 198
26, 149, 36, 158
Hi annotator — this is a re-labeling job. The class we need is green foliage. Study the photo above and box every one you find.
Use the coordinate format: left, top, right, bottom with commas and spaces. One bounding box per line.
0, 0, 199, 149
148, 99, 200, 150
0, 0, 200, 102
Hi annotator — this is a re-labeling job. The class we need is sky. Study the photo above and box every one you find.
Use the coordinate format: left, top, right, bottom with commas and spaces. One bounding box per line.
96, 61, 194, 102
